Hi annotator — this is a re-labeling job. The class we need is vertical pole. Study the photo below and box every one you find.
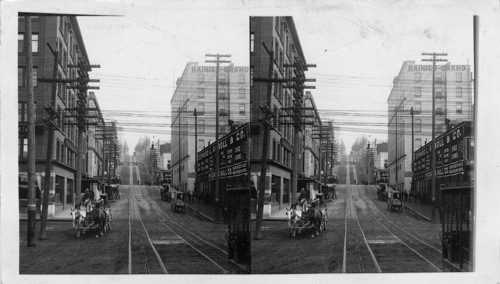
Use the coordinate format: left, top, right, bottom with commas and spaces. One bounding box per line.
40, 45, 59, 240
411, 107, 415, 195
25, 15, 37, 247
255, 49, 274, 240
194, 108, 198, 195
76, 127, 84, 205
471, 14, 478, 272
101, 129, 106, 188
178, 106, 181, 190
318, 126, 322, 187
431, 54, 436, 221
215, 55, 220, 222
395, 103, 398, 191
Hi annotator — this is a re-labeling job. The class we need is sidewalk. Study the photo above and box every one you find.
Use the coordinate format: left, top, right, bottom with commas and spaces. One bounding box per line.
186, 200, 219, 222
403, 199, 441, 223
19, 206, 73, 221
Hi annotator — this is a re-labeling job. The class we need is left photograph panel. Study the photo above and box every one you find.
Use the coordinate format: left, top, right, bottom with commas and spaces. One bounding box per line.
17, 12, 251, 274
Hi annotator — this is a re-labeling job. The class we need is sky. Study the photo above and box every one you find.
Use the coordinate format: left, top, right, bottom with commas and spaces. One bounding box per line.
69, 1, 486, 154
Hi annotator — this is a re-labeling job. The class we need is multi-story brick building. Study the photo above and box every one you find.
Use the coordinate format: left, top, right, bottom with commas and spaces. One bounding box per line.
18, 15, 103, 215
250, 16, 315, 216
387, 61, 473, 198
170, 62, 249, 194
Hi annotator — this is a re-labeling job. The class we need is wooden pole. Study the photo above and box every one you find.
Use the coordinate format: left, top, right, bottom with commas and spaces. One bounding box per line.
254, 49, 273, 240
25, 16, 37, 247
40, 44, 59, 240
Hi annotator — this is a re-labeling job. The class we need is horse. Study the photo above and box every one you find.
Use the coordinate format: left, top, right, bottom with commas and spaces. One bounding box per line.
90, 207, 108, 237
70, 207, 86, 229
286, 205, 323, 238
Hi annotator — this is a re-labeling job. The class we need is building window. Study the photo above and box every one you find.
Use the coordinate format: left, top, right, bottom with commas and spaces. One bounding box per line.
273, 140, 277, 160
219, 74, 226, 84
56, 141, 61, 161
219, 89, 226, 99
415, 119, 421, 132
239, 73, 245, 83
198, 102, 205, 115
250, 33, 255, 53
436, 72, 443, 82
199, 120, 205, 134
19, 138, 28, 158
415, 138, 422, 150
198, 73, 205, 83
415, 87, 421, 97
220, 108, 226, 116
198, 139, 205, 151
414, 101, 421, 113
198, 88, 204, 98
239, 88, 245, 99
456, 86, 462, 98
18, 33, 38, 53
250, 67, 254, 87
436, 86, 443, 98
239, 103, 245, 114
18, 67, 25, 86
456, 72, 462, 82
415, 72, 421, 82
18, 102, 28, 122
32, 67, 38, 86
220, 125, 226, 133
456, 102, 463, 113
277, 144, 282, 163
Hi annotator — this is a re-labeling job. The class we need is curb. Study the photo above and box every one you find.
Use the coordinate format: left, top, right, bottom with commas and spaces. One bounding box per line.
187, 205, 215, 222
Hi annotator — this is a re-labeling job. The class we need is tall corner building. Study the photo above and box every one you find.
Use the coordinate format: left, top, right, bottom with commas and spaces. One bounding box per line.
170, 62, 249, 193
250, 16, 314, 217
387, 61, 473, 195
18, 15, 104, 215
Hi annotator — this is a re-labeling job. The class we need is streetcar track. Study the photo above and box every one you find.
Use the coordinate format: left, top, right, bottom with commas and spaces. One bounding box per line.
130, 187, 169, 274
138, 189, 230, 273
348, 188, 382, 273
351, 186, 442, 272
355, 186, 443, 271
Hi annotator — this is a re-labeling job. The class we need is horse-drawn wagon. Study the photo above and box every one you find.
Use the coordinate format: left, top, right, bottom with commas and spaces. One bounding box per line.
286, 193, 328, 238
70, 200, 111, 238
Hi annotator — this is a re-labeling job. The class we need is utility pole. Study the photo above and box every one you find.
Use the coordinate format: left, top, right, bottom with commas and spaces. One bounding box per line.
422, 52, 447, 221
411, 107, 415, 173
39, 43, 60, 240
471, 14, 478, 272
206, 53, 231, 222
172, 98, 190, 192
194, 108, 198, 196
59, 60, 100, 205
253, 44, 274, 240
25, 15, 37, 247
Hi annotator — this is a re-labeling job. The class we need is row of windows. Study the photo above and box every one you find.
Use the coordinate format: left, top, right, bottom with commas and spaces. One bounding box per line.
197, 73, 246, 84
196, 103, 246, 116
414, 72, 464, 82
56, 140, 77, 168
18, 33, 39, 53
196, 87, 246, 99
411, 86, 463, 98
271, 139, 293, 168
411, 101, 463, 113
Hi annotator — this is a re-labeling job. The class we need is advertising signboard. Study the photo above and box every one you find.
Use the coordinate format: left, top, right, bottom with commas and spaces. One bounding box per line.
413, 122, 471, 178
197, 124, 248, 180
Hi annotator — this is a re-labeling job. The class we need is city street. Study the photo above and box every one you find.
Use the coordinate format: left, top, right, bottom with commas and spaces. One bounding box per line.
19, 162, 242, 274
252, 166, 442, 273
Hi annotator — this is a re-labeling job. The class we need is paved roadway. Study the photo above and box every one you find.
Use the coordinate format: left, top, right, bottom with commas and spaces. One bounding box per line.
252, 164, 442, 273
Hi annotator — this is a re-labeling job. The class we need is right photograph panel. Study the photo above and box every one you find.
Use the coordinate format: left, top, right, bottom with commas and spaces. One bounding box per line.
250, 15, 474, 273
